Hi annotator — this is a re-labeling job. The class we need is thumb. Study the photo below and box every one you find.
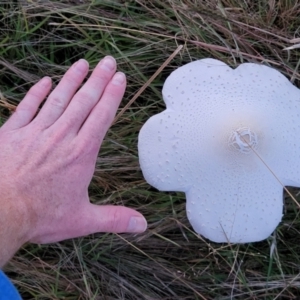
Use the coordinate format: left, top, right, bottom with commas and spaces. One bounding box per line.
31, 204, 147, 244
75, 204, 147, 236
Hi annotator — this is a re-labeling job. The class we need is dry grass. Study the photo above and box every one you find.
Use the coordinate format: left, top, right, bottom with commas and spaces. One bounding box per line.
1, 0, 300, 299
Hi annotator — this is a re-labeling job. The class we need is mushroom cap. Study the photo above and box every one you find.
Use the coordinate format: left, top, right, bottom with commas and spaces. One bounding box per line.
138, 58, 300, 243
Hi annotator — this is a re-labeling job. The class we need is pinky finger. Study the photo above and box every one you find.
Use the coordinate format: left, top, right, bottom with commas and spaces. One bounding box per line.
2, 77, 52, 131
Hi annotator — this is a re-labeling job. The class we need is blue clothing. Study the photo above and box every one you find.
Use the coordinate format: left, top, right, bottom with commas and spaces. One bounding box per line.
0, 271, 21, 300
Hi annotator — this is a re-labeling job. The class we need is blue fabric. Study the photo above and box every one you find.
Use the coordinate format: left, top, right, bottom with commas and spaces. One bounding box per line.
0, 271, 21, 300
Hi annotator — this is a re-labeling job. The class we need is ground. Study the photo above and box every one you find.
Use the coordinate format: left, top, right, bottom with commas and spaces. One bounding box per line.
1, 1, 300, 299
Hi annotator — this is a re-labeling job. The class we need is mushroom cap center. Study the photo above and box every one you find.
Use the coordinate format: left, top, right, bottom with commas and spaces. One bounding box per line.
228, 127, 258, 154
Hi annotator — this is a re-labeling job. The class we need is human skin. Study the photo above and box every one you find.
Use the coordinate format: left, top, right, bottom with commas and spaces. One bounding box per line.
0, 56, 147, 267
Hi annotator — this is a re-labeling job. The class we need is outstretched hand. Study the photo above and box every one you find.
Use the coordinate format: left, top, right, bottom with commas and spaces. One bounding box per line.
0, 56, 147, 249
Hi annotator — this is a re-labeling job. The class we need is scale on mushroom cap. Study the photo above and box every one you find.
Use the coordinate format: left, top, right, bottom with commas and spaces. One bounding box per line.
138, 58, 300, 243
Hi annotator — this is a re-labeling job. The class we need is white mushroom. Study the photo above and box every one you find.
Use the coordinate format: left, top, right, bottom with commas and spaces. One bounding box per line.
138, 58, 300, 243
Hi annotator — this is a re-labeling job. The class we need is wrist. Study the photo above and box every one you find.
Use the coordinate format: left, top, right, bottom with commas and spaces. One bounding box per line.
0, 188, 32, 267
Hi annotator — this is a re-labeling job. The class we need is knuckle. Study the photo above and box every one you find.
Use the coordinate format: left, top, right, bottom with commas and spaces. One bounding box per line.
78, 135, 98, 153
15, 104, 30, 114
105, 89, 118, 99
97, 105, 113, 127
106, 209, 122, 233
75, 90, 94, 105
75, 141, 88, 156
87, 75, 110, 92
66, 142, 86, 162
23, 86, 45, 105
92, 71, 111, 83
27, 86, 41, 100
47, 95, 66, 109
64, 72, 83, 86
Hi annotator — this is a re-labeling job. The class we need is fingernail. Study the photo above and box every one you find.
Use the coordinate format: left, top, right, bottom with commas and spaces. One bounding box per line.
127, 217, 147, 233
112, 72, 126, 85
100, 56, 116, 71
74, 59, 89, 73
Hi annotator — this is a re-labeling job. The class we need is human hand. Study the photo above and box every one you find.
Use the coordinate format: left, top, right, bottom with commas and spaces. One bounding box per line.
0, 57, 147, 245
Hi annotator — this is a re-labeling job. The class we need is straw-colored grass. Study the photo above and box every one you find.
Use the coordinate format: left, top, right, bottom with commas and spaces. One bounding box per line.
1, 1, 300, 299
